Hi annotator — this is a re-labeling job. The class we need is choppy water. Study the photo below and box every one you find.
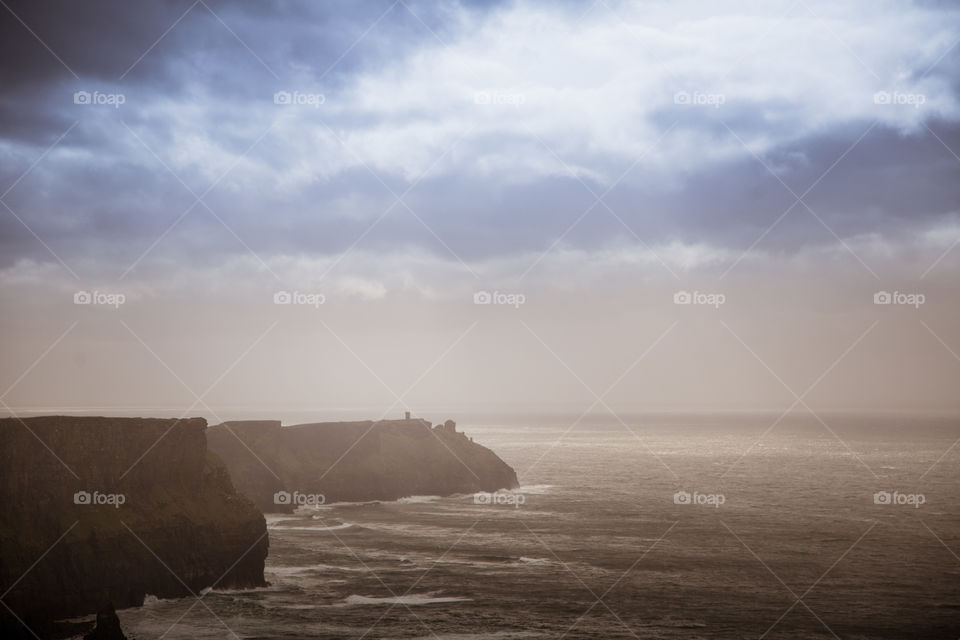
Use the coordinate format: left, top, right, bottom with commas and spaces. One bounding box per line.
105, 414, 960, 638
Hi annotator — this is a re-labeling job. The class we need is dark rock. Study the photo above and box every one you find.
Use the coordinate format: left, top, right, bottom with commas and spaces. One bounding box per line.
0, 416, 268, 638
83, 603, 126, 640
207, 418, 519, 512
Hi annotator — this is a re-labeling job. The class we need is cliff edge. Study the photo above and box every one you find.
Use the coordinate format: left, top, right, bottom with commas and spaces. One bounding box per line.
0, 416, 268, 638
207, 418, 520, 512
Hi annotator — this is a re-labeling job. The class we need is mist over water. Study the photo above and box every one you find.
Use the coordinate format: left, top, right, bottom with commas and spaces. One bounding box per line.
107, 414, 960, 639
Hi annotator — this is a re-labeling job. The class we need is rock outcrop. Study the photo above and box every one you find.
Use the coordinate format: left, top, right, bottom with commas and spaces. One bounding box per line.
0, 416, 268, 638
207, 418, 520, 512
83, 604, 127, 640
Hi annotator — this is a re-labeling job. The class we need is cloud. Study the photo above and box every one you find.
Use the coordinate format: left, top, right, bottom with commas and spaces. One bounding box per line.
298, 0, 960, 180
0, 0, 958, 279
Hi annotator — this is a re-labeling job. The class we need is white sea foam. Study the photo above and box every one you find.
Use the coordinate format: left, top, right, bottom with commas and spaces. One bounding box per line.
272, 522, 355, 531
335, 593, 471, 607
306, 563, 377, 573
314, 499, 382, 509
267, 563, 383, 575
517, 557, 551, 565
517, 484, 554, 494
397, 494, 444, 504
293, 504, 325, 516
406, 633, 542, 639
266, 565, 314, 576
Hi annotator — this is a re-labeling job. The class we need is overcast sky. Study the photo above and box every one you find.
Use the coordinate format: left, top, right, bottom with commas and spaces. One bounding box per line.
1, 0, 958, 418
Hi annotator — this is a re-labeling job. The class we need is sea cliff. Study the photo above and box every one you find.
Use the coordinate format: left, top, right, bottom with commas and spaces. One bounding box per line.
207, 418, 520, 512
0, 416, 268, 638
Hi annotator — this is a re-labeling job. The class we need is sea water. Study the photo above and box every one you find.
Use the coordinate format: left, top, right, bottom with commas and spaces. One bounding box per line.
104, 413, 960, 639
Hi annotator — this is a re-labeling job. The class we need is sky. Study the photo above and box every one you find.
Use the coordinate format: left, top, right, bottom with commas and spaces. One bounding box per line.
1, 0, 959, 419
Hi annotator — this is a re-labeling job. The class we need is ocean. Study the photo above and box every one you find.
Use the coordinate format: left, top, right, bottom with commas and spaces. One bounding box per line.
86, 413, 960, 639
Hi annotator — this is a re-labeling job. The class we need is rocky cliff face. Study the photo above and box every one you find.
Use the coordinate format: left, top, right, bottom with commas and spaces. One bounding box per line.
0, 416, 268, 638
207, 419, 520, 512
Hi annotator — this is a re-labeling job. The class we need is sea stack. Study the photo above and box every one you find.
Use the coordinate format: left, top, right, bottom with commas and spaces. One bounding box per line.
83, 604, 127, 640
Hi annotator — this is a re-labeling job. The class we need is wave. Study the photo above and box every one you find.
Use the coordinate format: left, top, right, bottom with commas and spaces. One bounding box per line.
208, 584, 268, 594
358, 522, 464, 537
312, 499, 383, 509
267, 563, 396, 575
397, 494, 445, 504
334, 592, 471, 607
517, 484, 554, 494
265, 565, 314, 576
272, 522, 356, 532
407, 634, 543, 640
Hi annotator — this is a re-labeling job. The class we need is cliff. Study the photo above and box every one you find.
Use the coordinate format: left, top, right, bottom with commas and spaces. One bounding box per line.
0, 416, 268, 638
207, 418, 520, 512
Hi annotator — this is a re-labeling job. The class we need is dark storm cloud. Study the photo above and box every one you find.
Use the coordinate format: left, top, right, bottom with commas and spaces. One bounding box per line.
0, 0, 459, 86
0, 0, 452, 140
0, 0, 481, 270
